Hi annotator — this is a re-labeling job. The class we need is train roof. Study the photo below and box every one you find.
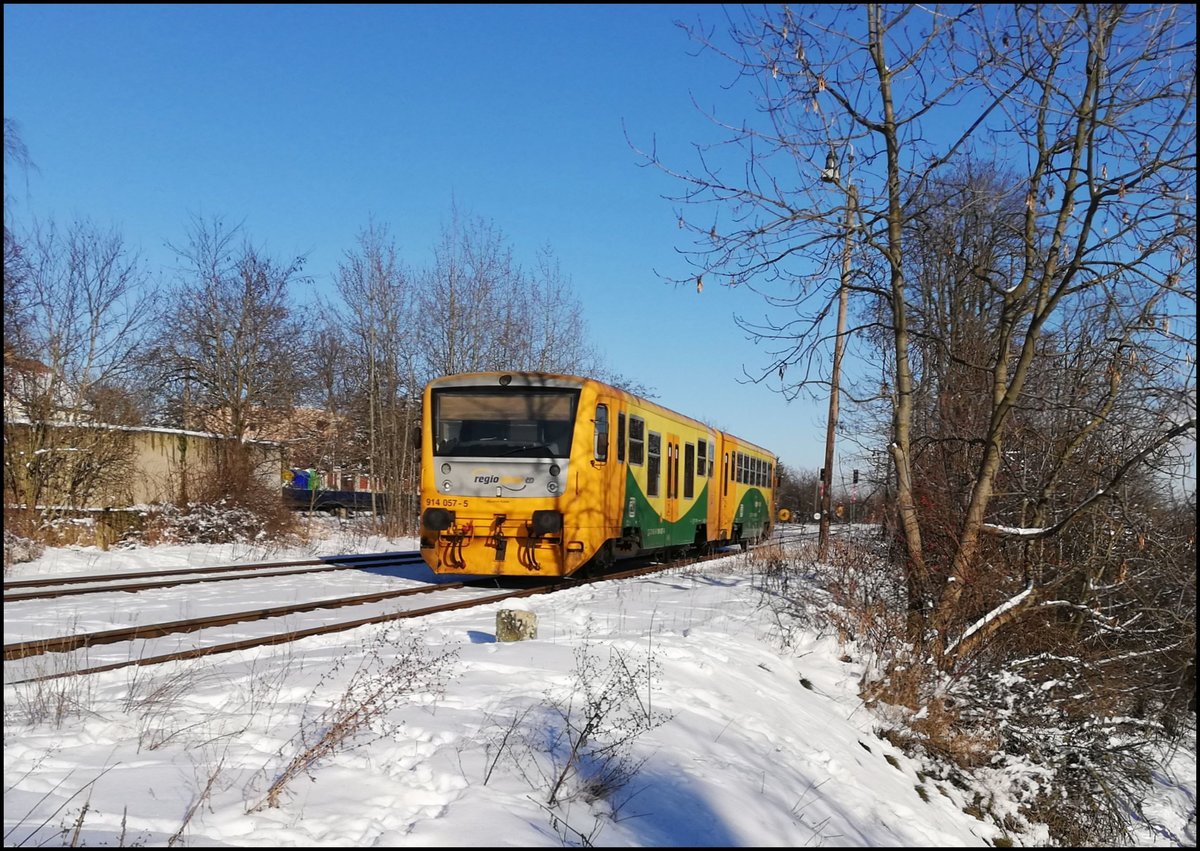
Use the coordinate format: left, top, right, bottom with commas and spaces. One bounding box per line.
425, 372, 776, 459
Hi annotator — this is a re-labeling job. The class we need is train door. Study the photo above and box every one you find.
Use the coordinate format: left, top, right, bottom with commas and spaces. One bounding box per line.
703, 433, 719, 546
664, 433, 680, 523
717, 437, 734, 542
593, 399, 624, 544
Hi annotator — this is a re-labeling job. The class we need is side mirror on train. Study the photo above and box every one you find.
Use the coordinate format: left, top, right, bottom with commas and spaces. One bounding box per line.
593, 404, 609, 463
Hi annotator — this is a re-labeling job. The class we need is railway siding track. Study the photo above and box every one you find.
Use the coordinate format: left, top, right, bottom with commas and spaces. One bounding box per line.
3, 555, 427, 602
2, 551, 423, 600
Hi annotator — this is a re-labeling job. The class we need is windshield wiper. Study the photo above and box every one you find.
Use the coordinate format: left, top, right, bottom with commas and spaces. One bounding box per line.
498, 442, 554, 457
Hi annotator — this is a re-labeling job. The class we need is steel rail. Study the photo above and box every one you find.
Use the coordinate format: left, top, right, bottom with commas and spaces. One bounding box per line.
3, 580, 470, 661
2, 550, 420, 590
3, 554, 426, 602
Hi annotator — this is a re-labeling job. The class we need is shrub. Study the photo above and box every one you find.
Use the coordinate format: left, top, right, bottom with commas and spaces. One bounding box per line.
138, 494, 295, 545
251, 625, 458, 811
3, 527, 44, 573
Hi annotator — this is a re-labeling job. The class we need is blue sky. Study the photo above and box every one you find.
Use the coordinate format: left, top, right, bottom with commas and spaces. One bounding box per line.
4, 4, 849, 476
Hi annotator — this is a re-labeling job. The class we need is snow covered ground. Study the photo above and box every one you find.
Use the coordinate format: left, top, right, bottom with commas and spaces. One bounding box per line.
4, 518, 1195, 846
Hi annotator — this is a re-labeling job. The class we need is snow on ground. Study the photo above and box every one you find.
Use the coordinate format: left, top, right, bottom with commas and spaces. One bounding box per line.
3, 518, 1195, 847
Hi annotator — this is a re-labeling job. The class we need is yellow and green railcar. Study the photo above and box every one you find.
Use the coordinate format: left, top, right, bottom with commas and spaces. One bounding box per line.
418, 372, 776, 577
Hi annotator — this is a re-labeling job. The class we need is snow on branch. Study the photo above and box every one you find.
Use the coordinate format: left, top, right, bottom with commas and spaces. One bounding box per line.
981, 417, 1195, 542
945, 583, 1035, 656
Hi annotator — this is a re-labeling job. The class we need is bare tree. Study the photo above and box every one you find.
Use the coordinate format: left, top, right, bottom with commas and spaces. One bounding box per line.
3, 218, 156, 513
416, 204, 601, 379
4, 117, 36, 356
152, 215, 309, 500
334, 219, 421, 532
416, 205, 520, 377
517, 245, 602, 376
294, 316, 358, 475
644, 2, 1195, 664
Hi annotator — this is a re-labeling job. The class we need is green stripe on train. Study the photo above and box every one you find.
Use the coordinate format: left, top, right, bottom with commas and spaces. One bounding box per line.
621, 469, 771, 548
734, 487, 771, 535
622, 467, 708, 549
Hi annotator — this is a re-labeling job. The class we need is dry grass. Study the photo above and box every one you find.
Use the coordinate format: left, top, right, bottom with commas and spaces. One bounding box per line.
251, 625, 458, 811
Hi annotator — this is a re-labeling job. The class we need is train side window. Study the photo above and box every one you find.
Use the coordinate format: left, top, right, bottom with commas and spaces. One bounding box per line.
594, 404, 609, 462
672, 444, 680, 499
617, 413, 626, 463
647, 432, 661, 497
723, 452, 729, 496
629, 416, 645, 465
697, 440, 706, 480
684, 443, 695, 499
708, 440, 715, 476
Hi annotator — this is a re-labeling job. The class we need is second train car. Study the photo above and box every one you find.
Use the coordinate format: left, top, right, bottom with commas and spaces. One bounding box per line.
418, 372, 776, 577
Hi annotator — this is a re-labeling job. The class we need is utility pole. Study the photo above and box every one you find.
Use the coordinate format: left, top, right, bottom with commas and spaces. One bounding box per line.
819, 162, 857, 560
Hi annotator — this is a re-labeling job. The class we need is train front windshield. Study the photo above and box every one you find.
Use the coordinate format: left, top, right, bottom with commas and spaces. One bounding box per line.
432, 388, 579, 459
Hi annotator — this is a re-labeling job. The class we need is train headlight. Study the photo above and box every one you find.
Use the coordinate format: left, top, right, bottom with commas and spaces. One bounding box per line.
442, 480, 452, 492
423, 507, 455, 531
549, 464, 561, 476
441, 463, 452, 474
547, 481, 559, 494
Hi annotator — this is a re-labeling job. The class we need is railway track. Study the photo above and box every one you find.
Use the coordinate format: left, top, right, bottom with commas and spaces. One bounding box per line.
4, 534, 817, 685
2, 550, 426, 601
4, 581, 546, 684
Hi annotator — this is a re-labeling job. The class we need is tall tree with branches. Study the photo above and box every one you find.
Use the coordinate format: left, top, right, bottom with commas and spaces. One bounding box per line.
152, 215, 310, 500
333, 220, 421, 532
4, 117, 36, 358
644, 2, 1196, 668
3, 218, 157, 512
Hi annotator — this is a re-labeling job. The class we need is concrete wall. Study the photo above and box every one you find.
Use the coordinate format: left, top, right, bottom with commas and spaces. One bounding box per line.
4, 421, 284, 509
